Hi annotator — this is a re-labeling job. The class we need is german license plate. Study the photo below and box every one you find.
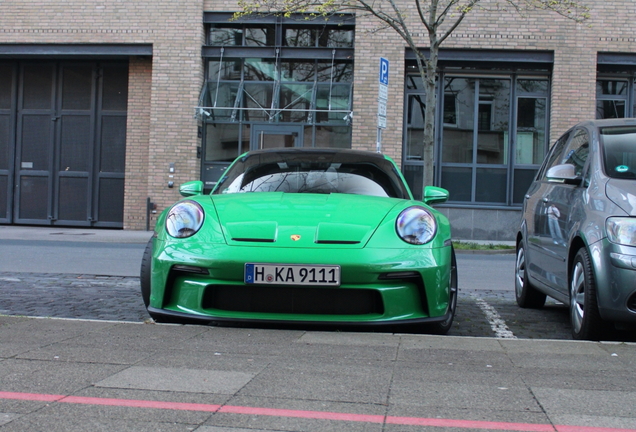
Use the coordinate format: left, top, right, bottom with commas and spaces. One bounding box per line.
245, 263, 340, 286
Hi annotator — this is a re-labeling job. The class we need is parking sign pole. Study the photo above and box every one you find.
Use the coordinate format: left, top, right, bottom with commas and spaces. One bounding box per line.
377, 58, 389, 153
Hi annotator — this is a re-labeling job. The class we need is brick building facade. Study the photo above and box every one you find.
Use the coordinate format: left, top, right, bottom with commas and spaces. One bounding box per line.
0, 1, 634, 240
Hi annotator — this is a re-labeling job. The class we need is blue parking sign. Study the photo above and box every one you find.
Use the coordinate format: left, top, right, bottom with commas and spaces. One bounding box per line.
379, 58, 389, 85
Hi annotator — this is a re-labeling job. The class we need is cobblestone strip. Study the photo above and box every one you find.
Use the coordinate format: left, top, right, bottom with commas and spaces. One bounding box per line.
0, 272, 150, 322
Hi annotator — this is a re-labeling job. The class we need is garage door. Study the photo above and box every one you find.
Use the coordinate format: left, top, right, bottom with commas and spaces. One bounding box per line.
0, 60, 128, 227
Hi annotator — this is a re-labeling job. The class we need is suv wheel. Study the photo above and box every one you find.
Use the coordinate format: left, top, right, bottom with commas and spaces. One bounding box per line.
570, 248, 608, 340
515, 242, 546, 308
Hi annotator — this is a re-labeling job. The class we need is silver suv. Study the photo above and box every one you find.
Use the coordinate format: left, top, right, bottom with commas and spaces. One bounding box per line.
516, 118, 636, 340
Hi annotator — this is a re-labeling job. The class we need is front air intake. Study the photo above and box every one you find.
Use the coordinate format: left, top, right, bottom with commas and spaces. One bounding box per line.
202, 285, 383, 315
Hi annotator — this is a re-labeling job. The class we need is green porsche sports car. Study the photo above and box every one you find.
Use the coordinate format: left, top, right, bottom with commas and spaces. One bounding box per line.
141, 148, 457, 333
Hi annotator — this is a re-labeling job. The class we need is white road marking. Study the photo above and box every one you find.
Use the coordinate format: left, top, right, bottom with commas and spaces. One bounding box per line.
470, 294, 517, 339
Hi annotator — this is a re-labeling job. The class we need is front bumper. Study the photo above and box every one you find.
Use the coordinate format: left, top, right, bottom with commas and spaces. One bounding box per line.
148, 239, 453, 326
593, 239, 636, 323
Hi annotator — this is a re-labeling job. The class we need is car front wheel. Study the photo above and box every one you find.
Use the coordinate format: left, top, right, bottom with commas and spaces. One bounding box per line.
429, 246, 458, 335
140, 238, 152, 308
570, 248, 607, 340
515, 242, 546, 308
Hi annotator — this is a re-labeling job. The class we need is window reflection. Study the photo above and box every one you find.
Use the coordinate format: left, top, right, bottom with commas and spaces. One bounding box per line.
285, 28, 316, 47
597, 100, 626, 119
517, 79, 549, 94
244, 26, 275, 46
209, 27, 242, 46
279, 83, 312, 122
318, 28, 354, 48
242, 83, 274, 121
208, 58, 241, 80
596, 80, 628, 119
280, 61, 315, 82
205, 123, 242, 162
442, 77, 474, 164
517, 97, 547, 164
406, 94, 425, 161
316, 84, 351, 123
244, 58, 276, 81
476, 79, 510, 165
206, 82, 239, 119
404, 73, 549, 205
317, 62, 353, 82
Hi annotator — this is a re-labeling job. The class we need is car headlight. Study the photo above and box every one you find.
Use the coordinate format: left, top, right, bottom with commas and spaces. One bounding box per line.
166, 200, 204, 238
606, 217, 636, 246
396, 206, 437, 245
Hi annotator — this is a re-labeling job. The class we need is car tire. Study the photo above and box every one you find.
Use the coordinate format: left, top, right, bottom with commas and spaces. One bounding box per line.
515, 242, 546, 308
570, 248, 608, 341
429, 246, 458, 335
140, 238, 152, 308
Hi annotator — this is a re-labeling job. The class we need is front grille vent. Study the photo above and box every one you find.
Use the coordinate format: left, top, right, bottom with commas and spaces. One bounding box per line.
202, 285, 383, 315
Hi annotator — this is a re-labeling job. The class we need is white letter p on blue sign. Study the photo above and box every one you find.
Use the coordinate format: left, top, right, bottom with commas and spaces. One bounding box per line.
379, 58, 389, 86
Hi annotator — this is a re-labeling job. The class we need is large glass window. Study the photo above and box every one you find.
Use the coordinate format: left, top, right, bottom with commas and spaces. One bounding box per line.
597, 80, 628, 119
284, 27, 354, 48
404, 71, 549, 206
596, 61, 636, 120
201, 14, 355, 190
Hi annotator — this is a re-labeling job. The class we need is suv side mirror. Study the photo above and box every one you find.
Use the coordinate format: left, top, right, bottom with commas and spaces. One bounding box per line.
423, 186, 449, 205
546, 164, 582, 185
179, 180, 204, 197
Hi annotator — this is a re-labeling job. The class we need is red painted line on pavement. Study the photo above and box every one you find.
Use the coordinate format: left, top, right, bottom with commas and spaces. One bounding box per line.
220, 404, 385, 423
2, 390, 636, 432
62, 395, 221, 412
0, 391, 63, 403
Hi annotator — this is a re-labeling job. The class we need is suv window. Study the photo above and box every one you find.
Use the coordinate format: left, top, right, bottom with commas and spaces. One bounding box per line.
538, 131, 570, 180
561, 129, 590, 177
601, 126, 636, 179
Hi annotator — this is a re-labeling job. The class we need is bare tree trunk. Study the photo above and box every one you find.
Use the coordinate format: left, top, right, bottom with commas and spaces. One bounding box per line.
422, 54, 437, 188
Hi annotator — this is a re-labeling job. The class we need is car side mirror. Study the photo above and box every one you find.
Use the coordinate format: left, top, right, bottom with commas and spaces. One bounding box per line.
179, 180, 204, 197
546, 164, 582, 185
423, 186, 449, 205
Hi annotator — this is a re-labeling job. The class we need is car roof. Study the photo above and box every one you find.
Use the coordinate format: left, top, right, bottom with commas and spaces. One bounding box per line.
242, 147, 389, 161
575, 118, 636, 130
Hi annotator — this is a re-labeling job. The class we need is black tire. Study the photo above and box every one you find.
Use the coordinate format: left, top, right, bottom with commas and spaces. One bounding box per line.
428, 246, 458, 335
569, 248, 608, 340
140, 238, 153, 308
515, 242, 546, 309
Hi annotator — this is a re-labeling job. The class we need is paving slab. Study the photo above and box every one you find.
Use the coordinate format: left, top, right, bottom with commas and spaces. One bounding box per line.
238, 359, 394, 404
532, 387, 636, 419
95, 366, 255, 394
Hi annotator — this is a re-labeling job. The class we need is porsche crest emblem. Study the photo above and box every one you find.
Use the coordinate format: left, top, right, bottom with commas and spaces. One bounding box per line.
291, 234, 301, 241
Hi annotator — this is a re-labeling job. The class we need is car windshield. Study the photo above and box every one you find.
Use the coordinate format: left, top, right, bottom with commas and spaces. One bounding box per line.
601, 126, 636, 179
213, 150, 410, 199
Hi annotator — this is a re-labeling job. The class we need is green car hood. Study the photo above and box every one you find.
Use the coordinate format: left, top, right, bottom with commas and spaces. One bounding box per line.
210, 192, 401, 248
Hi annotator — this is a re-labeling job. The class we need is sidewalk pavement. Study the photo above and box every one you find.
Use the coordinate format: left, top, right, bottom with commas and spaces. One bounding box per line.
0, 225, 153, 244
1, 315, 636, 432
